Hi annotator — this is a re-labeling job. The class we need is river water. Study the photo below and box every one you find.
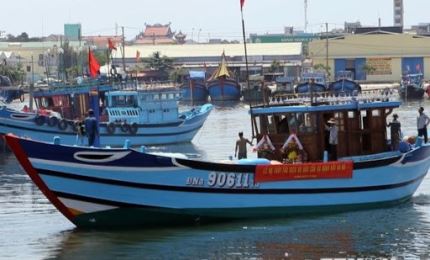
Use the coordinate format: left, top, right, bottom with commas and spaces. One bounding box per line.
1, 100, 430, 259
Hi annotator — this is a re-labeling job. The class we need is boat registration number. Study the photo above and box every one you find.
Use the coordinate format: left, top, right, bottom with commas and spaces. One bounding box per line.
207, 172, 256, 189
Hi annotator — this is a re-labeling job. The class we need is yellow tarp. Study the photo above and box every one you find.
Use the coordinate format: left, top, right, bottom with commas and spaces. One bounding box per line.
209, 52, 232, 80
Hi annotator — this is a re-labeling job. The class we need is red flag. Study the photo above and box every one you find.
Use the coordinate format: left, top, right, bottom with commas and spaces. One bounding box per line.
136, 50, 141, 62
88, 49, 100, 78
108, 38, 117, 50
240, 0, 245, 10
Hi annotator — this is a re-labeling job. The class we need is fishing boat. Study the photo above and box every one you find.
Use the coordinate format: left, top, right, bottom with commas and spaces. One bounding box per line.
399, 73, 425, 99
0, 75, 25, 103
207, 52, 241, 101
295, 72, 327, 94
4, 87, 430, 228
0, 82, 213, 146
271, 76, 296, 96
179, 71, 208, 102
241, 75, 271, 103
328, 70, 361, 94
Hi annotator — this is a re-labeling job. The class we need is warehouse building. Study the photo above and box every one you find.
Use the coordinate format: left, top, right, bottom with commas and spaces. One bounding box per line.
309, 32, 430, 82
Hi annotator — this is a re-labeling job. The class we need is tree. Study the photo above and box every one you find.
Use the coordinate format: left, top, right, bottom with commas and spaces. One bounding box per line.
0, 63, 25, 84
269, 60, 282, 73
142, 51, 174, 80
313, 63, 331, 77
169, 66, 187, 83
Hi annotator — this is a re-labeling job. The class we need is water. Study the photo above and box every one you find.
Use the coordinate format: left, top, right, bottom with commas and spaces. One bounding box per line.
1, 100, 430, 259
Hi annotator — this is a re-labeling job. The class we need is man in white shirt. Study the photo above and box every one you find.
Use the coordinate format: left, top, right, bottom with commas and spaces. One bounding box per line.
325, 118, 338, 160
417, 107, 430, 143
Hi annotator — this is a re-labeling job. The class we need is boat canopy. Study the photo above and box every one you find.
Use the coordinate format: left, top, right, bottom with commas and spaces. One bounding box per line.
209, 52, 232, 80
189, 71, 206, 79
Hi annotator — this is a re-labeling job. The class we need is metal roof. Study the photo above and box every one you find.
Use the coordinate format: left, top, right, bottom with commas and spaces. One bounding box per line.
116, 42, 302, 59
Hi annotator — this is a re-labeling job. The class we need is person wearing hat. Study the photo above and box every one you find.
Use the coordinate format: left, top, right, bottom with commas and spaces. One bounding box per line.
417, 107, 430, 143
235, 131, 253, 159
325, 117, 338, 161
387, 113, 401, 150
84, 109, 99, 146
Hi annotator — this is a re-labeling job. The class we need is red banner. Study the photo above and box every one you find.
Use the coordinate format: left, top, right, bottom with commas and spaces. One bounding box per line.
255, 161, 353, 183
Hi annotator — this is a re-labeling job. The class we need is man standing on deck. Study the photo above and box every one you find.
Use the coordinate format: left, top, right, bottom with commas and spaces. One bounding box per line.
325, 118, 338, 161
235, 132, 253, 159
84, 109, 99, 147
417, 107, 430, 143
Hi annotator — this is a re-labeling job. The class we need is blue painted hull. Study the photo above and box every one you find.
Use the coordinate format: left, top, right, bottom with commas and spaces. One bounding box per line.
0, 104, 212, 146
328, 79, 361, 94
179, 82, 208, 102
207, 79, 241, 101
5, 133, 430, 228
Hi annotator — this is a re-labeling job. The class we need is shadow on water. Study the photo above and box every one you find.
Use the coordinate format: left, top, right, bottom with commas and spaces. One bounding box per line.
47, 199, 430, 259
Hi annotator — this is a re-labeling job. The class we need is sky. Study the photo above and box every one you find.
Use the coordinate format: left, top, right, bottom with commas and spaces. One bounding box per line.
2, 0, 430, 41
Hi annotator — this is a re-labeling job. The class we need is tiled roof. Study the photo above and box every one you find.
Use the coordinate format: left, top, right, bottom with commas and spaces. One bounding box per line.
143, 26, 171, 37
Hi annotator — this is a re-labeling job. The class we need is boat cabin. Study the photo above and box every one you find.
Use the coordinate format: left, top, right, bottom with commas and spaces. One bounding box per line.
250, 89, 399, 162
33, 84, 113, 120
105, 89, 181, 124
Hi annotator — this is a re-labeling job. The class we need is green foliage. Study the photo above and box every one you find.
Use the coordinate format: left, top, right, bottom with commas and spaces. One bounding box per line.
0, 63, 25, 84
269, 60, 282, 73
143, 51, 174, 72
169, 67, 187, 83
313, 63, 331, 76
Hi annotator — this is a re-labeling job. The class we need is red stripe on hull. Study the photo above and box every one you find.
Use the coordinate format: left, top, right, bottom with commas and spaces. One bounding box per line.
3, 134, 76, 221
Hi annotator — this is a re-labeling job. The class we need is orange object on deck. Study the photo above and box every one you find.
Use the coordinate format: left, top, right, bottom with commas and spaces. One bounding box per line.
255, 161, 353, 183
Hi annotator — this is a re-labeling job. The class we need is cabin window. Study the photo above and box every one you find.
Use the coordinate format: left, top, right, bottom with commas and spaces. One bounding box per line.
111, 95, 136, 107
348, 111, 355, 118
299, 113, 317, 133
372, 110, 381, 117
153, 94, 160, 100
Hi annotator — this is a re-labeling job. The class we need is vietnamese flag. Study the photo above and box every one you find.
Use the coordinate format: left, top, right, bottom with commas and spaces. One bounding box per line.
88, 48, 100, 78
240, 0, 245, 10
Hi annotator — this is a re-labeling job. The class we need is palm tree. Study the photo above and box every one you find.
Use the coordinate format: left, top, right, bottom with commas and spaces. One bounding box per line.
143, 51, 174, 80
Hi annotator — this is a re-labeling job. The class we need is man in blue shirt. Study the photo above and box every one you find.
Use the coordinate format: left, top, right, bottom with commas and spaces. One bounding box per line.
84, 109, 99, 146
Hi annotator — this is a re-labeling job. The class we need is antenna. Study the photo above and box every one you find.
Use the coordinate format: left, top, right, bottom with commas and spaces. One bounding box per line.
304, 0, 308, 33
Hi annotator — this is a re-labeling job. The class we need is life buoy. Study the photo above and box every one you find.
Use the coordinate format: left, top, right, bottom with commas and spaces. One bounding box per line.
47, 116, 59, 127
129, 123, 138, 135
106, 122, 116, 134
58, 119, 68, 131
34, 115, 45, 126
120, 122, 130, 133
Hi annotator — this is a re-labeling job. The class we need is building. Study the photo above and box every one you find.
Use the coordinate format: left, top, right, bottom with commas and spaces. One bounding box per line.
64, 24, 82, 41
394, 0, 404, 28
83, 35, 122, 50
134, 23, 177, 45
114, 42, 303, 80
309, 33, 430, 82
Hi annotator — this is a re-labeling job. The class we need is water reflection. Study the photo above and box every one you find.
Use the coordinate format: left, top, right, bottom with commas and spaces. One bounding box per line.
48, 198, 430, 259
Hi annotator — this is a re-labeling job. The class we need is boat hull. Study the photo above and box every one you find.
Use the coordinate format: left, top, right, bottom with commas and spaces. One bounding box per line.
5, 134, 430, 228
0, 104, 212, 146
399, 84, 425, 99
179, 81, 208, 102
207, 78, 241, 101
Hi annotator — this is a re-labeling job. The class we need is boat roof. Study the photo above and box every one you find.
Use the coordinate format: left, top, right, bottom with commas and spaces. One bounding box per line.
250, 100, 401, 115
33, 84, 114, 97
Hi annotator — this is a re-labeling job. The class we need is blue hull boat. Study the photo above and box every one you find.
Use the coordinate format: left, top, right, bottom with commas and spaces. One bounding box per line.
4, 132, 430, 228
179, 81, 208, 102
0, 103, 212, 147
0, 86, 213, 146
207, 78, 241, 101
179, 70, 208, 102
328, 79, 361, 94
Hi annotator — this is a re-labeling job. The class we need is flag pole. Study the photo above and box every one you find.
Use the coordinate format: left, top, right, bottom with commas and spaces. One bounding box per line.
240, 2, 255, 140
241, 7, 250, 93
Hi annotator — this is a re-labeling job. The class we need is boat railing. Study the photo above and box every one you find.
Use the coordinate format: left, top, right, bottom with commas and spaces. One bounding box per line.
262, 88, 397, 107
